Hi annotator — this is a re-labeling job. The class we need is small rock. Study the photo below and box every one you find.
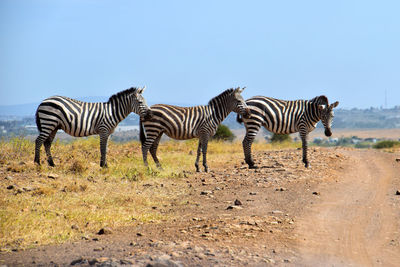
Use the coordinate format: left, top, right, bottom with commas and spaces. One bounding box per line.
312, 191, 320, 195
249, 192, 257, 195
16, 188, 24, 194
71, 224, 79, 230
47, 174, 58, 179
396, 190, 400, 195
396, 158, 400, 162
5, 176, 13, 180
97, 227, 112, 235
145, 258, 183, 267
270, 210, 283, 215
89, 257, 111, 265
276, 187, 287, 191
227, 205, 243, 210
234, 199, 242, 206
93, 247, 104, 251
137, 232, 143, 236
120, 259, 135, 265
71, 258, 88, 265
265, 258, 275, 264
200, 191, 213, 195
6, 185, 14, 190
22, 186, 34, 192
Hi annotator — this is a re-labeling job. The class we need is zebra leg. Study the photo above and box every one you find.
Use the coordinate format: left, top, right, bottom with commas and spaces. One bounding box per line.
300, 132, 310, 168
195, 140, 202, 172
34, 133, 48, 165
141, 137, 155, 167
243, 135, 257, 169
242, 126, 259, 169
150, 133, 163, 169
200, 136, 209, 172
99, 132, 110, 168
44, 130, 58, 167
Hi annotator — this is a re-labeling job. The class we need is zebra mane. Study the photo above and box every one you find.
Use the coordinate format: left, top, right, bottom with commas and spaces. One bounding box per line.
108, 87, 138, 103
208, 88, 235, 105
310, 95, 329, 105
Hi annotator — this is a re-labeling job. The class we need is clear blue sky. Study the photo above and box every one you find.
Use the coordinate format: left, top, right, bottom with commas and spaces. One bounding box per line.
1, 0, 400, 109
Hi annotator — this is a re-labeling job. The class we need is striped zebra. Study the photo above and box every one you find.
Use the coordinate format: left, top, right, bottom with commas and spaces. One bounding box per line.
237, 95, 339, 168
140, 87, 250, 172
34, 86, 152, 167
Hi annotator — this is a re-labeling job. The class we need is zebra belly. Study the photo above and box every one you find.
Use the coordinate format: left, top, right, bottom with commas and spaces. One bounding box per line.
264, 125, 298, 135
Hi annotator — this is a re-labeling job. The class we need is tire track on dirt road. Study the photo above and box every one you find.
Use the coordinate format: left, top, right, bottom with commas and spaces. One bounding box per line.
296, 150, 400, 266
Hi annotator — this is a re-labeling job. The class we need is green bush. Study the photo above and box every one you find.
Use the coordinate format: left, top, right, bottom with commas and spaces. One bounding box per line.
355, 142, 372, 149
373, 140, 400, 149
270, 133, 291, 143
213, 124, 235, 141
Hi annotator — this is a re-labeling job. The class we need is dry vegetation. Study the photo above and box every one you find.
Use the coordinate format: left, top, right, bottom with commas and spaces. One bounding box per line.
0, 137, 299, 252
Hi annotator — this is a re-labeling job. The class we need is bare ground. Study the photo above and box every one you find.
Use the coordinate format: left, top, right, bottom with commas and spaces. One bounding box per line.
1, 147, 400, 266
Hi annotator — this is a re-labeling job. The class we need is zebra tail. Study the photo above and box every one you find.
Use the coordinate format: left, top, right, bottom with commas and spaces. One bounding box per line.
139, 119, 146, 144
236, 114, 243, 124
35, 107, 42, 132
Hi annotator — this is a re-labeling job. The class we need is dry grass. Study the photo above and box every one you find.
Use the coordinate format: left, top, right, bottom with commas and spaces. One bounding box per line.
0, 136, 299, 251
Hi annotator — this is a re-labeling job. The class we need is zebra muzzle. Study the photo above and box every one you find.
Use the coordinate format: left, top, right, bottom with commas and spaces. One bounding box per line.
325, 128, 332, 137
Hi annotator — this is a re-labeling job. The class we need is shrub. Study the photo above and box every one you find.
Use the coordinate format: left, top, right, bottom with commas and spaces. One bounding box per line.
373, 140, 400, 149
355, 142, 372, 149
213, 124, 235, 142
270, 133, 291, 143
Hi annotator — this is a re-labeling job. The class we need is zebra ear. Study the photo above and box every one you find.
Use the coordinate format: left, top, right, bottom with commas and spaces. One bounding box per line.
331, 101, 339, 108
236, 87, 245, 94
137, 86, 146, 94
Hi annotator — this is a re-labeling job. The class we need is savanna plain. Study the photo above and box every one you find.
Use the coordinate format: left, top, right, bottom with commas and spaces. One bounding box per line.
1, 133, 400, 266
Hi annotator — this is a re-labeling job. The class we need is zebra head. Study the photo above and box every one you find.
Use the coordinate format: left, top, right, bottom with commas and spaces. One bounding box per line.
232, 87, 251, 119
132, 86, 153, 120
318, 99, 339, 137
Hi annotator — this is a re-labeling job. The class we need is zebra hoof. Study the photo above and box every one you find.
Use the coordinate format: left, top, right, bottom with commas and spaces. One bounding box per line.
47, 160, 55, 167
100, 162, 108, 168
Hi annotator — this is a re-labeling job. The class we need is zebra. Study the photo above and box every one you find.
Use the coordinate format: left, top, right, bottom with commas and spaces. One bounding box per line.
140, 87, 250, 172
34, 86, 152, 167
237, 95, 339, 168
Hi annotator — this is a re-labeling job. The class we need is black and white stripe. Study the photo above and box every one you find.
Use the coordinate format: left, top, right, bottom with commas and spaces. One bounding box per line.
140, 87, 250, 172
34, 86, 152, 167
237, 95, 339, 168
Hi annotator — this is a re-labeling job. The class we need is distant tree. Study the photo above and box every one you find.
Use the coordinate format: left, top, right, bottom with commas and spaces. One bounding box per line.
373, 140, 400, 149
213, 124, 235, 141
270, 133, 291, 143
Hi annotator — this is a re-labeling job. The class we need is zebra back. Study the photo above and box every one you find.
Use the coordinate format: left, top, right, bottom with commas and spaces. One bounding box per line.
141, 87, 248, 141
36, 87, 149, 137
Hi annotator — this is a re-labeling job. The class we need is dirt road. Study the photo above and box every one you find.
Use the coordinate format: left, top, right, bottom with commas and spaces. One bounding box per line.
1, 148, 400, 266
296, 150, 400, 266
